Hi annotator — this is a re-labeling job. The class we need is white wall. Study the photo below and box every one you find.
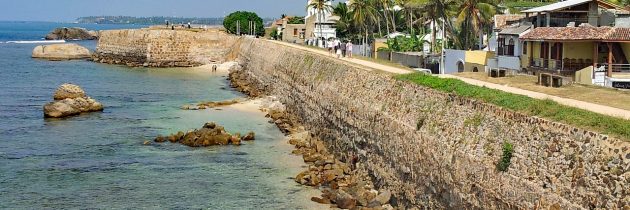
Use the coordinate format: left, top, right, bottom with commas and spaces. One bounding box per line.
444, 49, 466, 74
497, 56, 521, 70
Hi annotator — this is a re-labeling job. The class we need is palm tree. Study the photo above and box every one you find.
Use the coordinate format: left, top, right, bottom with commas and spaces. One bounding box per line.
333, 2, 354, 39
378, 0, 392, 35
455, 0, 497, 49
307, 0, 334, 41
350, 0, 378, 56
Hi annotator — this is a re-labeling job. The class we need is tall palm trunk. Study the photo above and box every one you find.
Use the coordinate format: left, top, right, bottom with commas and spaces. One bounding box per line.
431, 20, 437, 53
383, 5, 391, 34
377, 16, 382, 37
391, 9, 396, 32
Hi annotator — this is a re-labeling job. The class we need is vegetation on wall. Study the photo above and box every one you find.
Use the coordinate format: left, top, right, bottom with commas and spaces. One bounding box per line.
223, 11, 264, 36
497, 141, 514, 172
287, 16, 306, 24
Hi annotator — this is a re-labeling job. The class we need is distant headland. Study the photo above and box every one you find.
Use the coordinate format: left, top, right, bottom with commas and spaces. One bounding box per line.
76, 16, 274, 25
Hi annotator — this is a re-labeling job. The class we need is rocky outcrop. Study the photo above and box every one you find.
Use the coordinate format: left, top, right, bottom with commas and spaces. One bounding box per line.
45, 27, 98, 40
43, 84, 103, 118
153, 122, 255, 147
32, 44, 91, 60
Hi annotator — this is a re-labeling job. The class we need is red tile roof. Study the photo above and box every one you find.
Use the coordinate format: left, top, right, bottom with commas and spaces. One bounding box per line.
606, 28, 630, 41
494, 15, 526, 29
519, 26, 630, 41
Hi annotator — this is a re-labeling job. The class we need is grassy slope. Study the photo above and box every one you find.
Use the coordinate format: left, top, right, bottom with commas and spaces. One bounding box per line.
396, 73, 630, 141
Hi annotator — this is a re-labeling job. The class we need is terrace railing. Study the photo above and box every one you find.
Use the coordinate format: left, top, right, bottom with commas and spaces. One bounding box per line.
598, 63, 630, 73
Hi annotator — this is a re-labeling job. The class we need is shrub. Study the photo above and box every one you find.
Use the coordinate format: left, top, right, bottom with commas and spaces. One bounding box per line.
497, 141, 514, 172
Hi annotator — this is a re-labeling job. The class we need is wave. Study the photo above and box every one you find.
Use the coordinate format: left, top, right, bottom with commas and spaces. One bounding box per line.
4, 40, 66, 44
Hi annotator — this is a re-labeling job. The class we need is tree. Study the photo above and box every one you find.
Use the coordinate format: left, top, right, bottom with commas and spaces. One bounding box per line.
455, 0, 498, 50
270, 28, 279, 40
333, 2, 355, 39
351, 0, 379, 55
223, 11, 264, 36
308, 0, 334, 40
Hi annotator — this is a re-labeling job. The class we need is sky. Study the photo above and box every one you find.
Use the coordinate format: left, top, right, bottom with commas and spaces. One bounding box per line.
0, 0, 335, 22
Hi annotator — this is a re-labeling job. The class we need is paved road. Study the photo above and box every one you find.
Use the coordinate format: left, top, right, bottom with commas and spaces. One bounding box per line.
269, 40, 630, 120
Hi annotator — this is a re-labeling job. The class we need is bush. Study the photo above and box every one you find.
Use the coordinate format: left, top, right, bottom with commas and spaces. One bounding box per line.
497, 142, 514, 172
223, 11, 264, 36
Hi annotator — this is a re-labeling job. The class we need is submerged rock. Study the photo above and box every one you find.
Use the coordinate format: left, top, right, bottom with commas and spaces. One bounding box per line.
32, 44, 91, 60
43, 83, 103, 118
45, 27, 98, 40
154, 122, 255, 147
181, 99, 241, 110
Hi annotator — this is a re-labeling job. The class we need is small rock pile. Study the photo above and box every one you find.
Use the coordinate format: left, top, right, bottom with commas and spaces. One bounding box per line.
181, 99, 241, 110
43, 83, 103, 118
229, 69, 262, 97
257, 97, 394, 209
153, 122, 255, 147
290, 134, 393, 210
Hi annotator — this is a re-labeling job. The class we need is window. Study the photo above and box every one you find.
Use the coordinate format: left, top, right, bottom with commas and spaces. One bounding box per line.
507, 39, 515, 56
497, 37, 505, 56
523, 41, 528, 55
293, 28, 298, 37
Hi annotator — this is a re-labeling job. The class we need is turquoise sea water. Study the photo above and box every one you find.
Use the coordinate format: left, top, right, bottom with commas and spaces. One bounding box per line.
0, 22, 318, 209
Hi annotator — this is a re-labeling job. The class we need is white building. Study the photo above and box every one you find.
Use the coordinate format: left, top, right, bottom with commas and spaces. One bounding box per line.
306, 0, 338, 40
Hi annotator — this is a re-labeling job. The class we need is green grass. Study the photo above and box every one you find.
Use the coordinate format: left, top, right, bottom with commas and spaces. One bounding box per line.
396, 73, 630, 141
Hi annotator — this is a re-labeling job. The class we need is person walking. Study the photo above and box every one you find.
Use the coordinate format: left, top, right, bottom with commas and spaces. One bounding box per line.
335, 39, 342, 58
327, 39, 334, 56
346, 42, 353, 58
340, 40, 347, 58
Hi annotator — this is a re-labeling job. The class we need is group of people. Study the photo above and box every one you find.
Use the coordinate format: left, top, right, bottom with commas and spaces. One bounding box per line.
327, 39, 353, 59
166, 21, 193, 30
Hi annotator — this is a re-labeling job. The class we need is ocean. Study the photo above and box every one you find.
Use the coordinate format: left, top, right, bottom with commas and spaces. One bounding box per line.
0, 21, 319, 209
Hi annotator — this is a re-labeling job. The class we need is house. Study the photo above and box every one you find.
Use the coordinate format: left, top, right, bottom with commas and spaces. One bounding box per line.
488, 23, 533, 73
282, 23, 307, 44
520, 26, 630, 88
521, 0, 628, 27
304, 0, 340, 47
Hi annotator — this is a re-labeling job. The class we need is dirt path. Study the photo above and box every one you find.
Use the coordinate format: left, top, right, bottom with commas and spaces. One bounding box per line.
267, 40, 630, 120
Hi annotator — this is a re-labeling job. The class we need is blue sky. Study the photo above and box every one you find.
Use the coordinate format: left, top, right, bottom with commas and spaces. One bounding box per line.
0, 0, 334, 21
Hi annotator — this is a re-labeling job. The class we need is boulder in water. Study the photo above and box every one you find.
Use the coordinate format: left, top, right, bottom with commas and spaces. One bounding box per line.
45, 27, 98, 40
154, 122, 254, 147
53, 83, 86, 100
32, 44, 91, 60
43, 83, 103, 118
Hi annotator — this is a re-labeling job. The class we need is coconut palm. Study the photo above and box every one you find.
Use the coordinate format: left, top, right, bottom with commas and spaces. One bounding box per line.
333, 2, 354, 39
350, 0, 379, 55
455, 0, 498, 49
307, 0, 334, 40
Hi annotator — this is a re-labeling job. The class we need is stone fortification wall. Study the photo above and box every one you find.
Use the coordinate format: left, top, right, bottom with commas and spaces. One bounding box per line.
94, 29, 240, 67
233, 39, 630, 209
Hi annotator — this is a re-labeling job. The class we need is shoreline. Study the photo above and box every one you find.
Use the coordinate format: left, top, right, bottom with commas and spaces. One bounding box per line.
226, 73, 396, 209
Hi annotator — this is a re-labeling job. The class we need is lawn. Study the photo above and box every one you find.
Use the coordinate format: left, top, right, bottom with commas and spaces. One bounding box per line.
396, 73, 630, 141
455, 72, 630, 111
